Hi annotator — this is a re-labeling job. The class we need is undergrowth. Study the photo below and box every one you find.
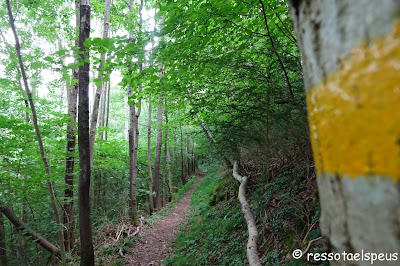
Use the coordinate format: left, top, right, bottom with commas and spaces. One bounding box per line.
164, 163, 324, 265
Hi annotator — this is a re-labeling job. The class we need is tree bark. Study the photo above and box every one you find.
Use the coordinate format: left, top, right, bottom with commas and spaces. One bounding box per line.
232, 162, 261, 266
6, 0, 65, 256
0, 210, 7, 266
147, 102, 155, 213
105, 80, 111, 141
179, 123, 185, 185
162, 131, 167, 206
164, 105, 174, 195
288, 0, 400, 264
89, 0, 111, 169
77, 0, 94, 264
58, 38, 66, 113
0, 202, 61, 259
186, 126, 190, 176
153, 98, 163, 210
196, 113, 216, 144
98, 81, 106, 140
128, 0, 144, 222
63, 0, 80, 252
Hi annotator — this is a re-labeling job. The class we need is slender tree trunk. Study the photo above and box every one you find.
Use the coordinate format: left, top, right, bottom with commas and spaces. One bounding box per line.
124, 94, 129, 141
128, 0, 144, 223
0, 202, 61, 259
105, 81, 111, 141
0, 210, 6, 266
164, 104, 174, 195
179, 123, 185, 184
191, 142, 195, 173
77, 1, 94, 265
58, 38, 66, 113
153, 98, 163, 210
89, 0, 111, 169
162, 133, 167, 206
288, 0, 400, 263
63, 0, 80, 252
98, 81, 107, 140
128, 91, 137, 220
186, 126, 190, 177
6, 0, 65, 256
147, 102, 154, 213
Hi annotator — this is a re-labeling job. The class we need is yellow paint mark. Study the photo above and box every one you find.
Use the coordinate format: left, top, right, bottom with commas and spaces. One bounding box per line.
308, 21, 400, 180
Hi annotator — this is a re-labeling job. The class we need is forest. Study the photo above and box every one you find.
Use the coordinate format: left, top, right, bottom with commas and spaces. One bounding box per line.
0, 0, 399, 265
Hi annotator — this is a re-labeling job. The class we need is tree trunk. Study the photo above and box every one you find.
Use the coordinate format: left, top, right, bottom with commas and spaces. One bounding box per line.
232, 162, 261, 266
98, 81, 106, 140
288, 0, 400, 264
58, 38, 66, 113
162, 136, 167, 206
147, 102, 154, 213
0, 210, 7, 266
105, 81, 111, 141
186, 126, 190, 177
124, 94, 129, 141
179, 123, 185, 184
77, 0, 94, 265
6, 0, 65, 256
128, 95, 138, 222
63, 0, 80, 252
153, 98, 163, 210
164, 104, 174, 195
89, 0, 111, 169
128, 0, 144, 222
0, 202, 61, 259
98, 82, 108, 139
191, 141, 195, 174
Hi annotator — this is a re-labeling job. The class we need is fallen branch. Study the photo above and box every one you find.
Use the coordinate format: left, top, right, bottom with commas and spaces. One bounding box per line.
302, 236, 322, 255
0, 201, 62, 259
232, 161, 262, 266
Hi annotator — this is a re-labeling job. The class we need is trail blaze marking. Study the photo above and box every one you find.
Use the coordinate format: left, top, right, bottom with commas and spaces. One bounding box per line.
307, 21, 400, 180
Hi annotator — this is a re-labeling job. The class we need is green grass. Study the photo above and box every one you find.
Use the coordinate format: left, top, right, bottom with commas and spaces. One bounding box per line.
164, 165, 322, 266
164, 168, 248, 266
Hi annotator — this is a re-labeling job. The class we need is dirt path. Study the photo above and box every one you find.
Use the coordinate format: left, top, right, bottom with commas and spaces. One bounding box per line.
124, 176, 203, 266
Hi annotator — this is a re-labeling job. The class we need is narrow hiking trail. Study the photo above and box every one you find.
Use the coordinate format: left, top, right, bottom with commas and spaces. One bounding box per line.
124, 176, 204, 265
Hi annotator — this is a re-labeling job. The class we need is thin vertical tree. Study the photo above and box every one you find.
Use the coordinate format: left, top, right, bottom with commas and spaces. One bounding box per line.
89, 0, 111, 168
147, 102, 155, 213
98, 80, 107, 139
0, 210, 6, 266
105, 81, 111, 141
77, 0, 94, 264
63, 0, 80, 251
179, 123, 185, 184
162, 131, 167, 206
128, 0, 144, 223
153, 98, 163, 210
163, 102, 174, 196
186, 126, 190, 176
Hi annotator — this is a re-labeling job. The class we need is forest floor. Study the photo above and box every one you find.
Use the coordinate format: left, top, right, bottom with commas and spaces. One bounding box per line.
124, 175, 204, 265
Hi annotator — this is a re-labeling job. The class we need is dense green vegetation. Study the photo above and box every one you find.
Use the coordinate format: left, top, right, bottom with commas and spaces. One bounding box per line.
165, 160, 321, 265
